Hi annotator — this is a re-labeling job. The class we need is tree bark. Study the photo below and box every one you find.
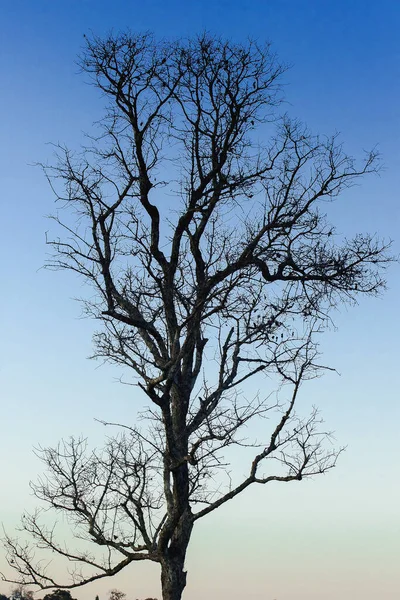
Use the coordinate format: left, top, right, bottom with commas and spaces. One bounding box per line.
160, 556, 187, 600
160, 503, 193, 600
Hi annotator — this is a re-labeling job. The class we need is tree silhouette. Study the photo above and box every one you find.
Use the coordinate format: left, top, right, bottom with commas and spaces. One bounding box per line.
107, 590, 125, 600
9, 586, 33, 600
1, 32, 392, 600
43, 590, 76, 600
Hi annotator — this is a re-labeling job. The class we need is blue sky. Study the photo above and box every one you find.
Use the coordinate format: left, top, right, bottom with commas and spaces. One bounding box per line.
1, 1, 399, 599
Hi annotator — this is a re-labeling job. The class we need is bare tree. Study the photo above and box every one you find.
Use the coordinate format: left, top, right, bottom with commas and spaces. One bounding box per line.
1, 32, 392, 600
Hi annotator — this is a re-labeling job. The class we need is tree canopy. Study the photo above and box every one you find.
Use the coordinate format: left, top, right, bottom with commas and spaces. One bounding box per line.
1, 32, 392, 600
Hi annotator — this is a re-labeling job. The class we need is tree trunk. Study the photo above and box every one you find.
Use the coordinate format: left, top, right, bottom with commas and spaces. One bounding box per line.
160, 555, 187, 600
160, 506, 193, 600
160, 384, 192, 600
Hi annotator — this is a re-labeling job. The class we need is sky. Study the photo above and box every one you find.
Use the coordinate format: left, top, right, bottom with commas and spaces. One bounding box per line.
1, 1, 399, 599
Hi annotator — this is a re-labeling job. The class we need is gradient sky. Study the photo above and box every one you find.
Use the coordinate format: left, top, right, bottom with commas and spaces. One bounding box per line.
1, 1, 399, 599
